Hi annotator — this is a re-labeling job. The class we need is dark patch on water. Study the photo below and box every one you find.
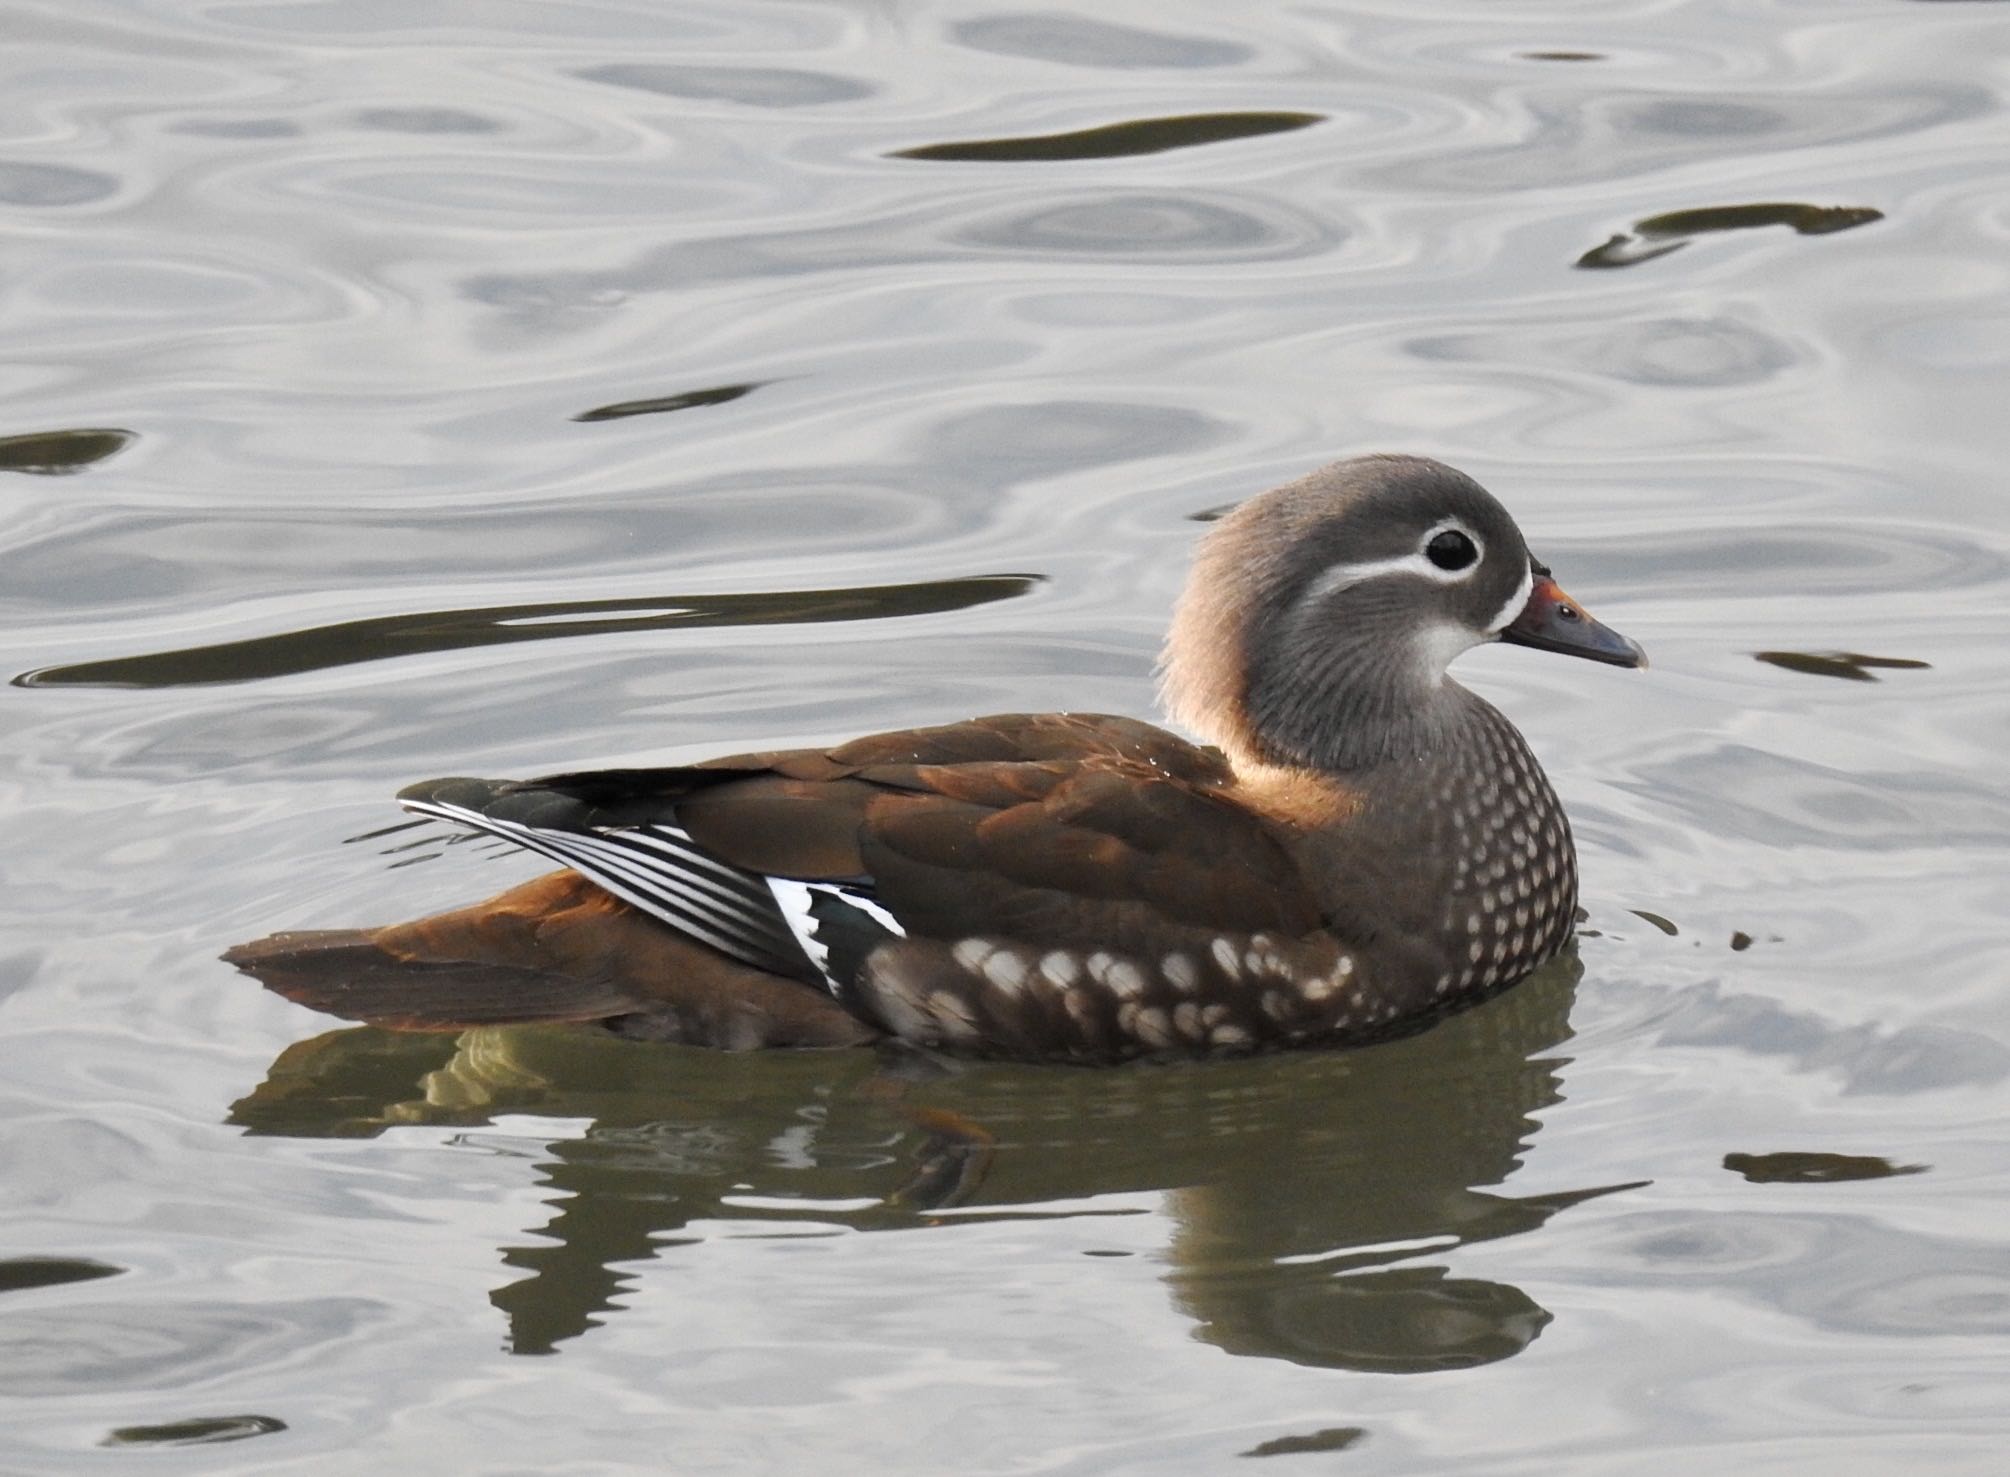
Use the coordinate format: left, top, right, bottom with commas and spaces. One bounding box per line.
1242, 1426, 1367, 1457
224, 964, 1615, 1360
894, 112, 1321, 163
0, 1256, 124, 1295
1577, 202, 1883, 268
573, 381, 767, 422
0, 427, 135, 475
1754, 650, 1931, 682
14, 575, 1042, 688
1200, 1266, 1552, 1374
1725, 1151, 1928, 1183
102, 1415, 288, 1448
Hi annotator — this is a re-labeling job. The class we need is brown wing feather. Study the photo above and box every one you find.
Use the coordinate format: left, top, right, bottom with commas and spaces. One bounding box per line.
854, 758, 1321, 941
672, 776, 876, 878
512, 714, 1143, 818
532, 712, 1311, 943
828, 712, 1200, 769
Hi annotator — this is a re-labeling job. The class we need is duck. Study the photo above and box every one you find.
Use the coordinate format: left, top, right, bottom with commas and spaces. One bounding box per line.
226, 453, 1644, 1062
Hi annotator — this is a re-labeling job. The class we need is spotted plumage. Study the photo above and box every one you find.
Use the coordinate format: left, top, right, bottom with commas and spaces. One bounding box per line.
227, 454, 1644, 1061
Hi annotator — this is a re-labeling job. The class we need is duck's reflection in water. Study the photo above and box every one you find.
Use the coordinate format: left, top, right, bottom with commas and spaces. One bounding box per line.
231, 952, 1638, 1366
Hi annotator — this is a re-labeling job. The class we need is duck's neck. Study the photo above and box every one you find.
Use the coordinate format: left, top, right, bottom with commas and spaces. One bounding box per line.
1243, 682, 1580, 1003
1240, 636, 1487, 774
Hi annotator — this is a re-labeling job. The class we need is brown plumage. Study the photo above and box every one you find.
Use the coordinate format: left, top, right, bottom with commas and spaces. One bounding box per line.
228, 870, 875, 1047
227, 455, 1644, 1061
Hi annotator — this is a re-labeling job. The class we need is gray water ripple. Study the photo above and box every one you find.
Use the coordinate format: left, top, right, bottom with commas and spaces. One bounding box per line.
1375, 84, 1997, 192
203, 0, 760, 44
956, 191, 1333, 258
950, 14, 1254, 70
462, 188, 1343, 327
1635, 740, 2010, 853
1649, 981, 2010, 1096
1587, 1210, 2010, 1338
351, 106, 506, 135
1, 399, 1226, 621
1583, 523, 2010, 600
1410, 315, 1802, 388
577, 63, 875, 109
167, 116, 306, 139
0, 161, 120, 207
303, 160, 762, 220
1, 1298, 384, 1398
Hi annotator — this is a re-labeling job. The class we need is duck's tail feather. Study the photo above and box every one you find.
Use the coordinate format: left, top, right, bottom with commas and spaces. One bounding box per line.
225, 869, 878, 1047
222, 927, 645, 1030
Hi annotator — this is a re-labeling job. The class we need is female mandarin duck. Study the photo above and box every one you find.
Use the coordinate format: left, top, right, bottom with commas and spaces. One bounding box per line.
229, 454, 1644, 1061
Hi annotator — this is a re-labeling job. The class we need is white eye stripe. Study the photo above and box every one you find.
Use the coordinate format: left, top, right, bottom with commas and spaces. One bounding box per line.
1303, 551, 1438, 604
1303, 518, 1486, 604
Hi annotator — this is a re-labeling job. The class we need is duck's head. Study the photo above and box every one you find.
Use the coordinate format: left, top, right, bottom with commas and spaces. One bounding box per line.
1160, 453, 1644, 772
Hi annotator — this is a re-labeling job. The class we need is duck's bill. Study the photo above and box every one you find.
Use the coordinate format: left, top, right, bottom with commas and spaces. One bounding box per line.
1501, 572, 1647, 668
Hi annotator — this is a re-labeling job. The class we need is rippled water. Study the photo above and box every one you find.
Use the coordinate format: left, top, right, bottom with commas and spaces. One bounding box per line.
5, 1, 2009, 1470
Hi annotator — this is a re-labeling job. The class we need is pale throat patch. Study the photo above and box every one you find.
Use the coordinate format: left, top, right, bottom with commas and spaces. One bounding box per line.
1416, 619, 1485, 679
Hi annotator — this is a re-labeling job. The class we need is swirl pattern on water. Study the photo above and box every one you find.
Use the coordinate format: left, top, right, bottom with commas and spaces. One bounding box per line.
3, 0, 2010, 1472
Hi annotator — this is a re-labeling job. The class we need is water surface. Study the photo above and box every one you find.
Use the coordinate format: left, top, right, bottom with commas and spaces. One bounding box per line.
4, 1, 2009, 1471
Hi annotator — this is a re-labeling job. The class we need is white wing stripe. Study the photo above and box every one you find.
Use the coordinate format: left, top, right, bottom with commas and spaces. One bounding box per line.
399, 801, 752, 956
555, 830, 795, 957
400, 798, 796, 970
576, 829, 767, 918
768, 878, 833, 981
548, 849, 761, 962
557, 832, 775, 939
621, 826, 763, 889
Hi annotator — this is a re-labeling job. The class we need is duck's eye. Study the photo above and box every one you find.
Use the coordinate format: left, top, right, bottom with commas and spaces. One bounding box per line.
1426, 528, 1478, 572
